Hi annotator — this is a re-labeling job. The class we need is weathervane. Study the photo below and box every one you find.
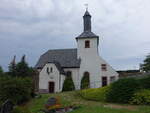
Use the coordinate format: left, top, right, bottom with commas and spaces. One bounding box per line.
84, 4, 88, 11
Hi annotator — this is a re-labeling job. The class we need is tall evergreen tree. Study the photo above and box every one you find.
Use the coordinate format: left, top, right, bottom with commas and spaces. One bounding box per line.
16, 55, 30, 77
8, 55, 17, 76
62, 72, 75, 91
141, 54, 150, 72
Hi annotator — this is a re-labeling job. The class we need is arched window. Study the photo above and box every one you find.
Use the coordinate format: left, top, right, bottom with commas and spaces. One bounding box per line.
81, 72, 90, 89
66, 71, 72, 77
46, 67, 50, 75
85, 40, 90, 48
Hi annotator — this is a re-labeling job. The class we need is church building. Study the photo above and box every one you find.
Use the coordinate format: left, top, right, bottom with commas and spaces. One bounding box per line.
35, 10, 119, 93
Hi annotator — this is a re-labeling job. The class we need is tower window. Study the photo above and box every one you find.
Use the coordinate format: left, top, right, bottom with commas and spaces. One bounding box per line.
85, 40, 90, 48
101, 64, 107, 71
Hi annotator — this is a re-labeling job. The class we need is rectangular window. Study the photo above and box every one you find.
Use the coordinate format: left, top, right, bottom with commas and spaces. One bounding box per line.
101, 64, 107, 71
85, 40, 90, 48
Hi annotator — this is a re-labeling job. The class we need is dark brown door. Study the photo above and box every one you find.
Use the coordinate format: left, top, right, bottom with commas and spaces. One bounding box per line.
102, 77, 107, 87
49, 82, 55, 93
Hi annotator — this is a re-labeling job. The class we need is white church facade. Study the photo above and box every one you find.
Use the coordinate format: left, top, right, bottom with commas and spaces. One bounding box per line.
35, 10, 119, 93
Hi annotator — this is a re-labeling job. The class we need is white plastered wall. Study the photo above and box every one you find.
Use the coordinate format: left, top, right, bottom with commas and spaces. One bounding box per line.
39, 63, 65, 93
77, 37, 118, 88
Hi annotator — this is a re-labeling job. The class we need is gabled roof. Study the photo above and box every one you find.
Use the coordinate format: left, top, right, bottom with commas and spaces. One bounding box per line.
48, 61, 66, 75
35, 48, 80, 69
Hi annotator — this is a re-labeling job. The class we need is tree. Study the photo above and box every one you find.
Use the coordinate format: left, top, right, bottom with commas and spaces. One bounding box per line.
81, 72, 90, 89
141, 54, 150, 72
16, 55, 30, 77
62, 72, 75, 91
0, 66, 3, 75
8, 55, 17, 76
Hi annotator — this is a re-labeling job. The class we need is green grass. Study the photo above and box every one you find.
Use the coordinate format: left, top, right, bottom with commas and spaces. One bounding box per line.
23, 91, 150, 113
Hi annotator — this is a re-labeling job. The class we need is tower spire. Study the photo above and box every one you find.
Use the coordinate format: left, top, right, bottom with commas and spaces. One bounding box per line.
83, 5, 91, 32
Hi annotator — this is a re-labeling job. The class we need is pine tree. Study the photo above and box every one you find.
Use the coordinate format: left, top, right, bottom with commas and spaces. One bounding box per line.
8, 55, 17, 76
16, 55, 30, 77
62, 75, 75, 91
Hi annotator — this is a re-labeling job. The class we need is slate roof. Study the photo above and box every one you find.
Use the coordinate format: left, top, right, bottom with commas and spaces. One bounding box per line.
76, 31, 99, 39
35, 48, 80, 70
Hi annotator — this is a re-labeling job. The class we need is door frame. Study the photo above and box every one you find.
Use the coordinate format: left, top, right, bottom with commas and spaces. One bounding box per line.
48, 81, 55, 93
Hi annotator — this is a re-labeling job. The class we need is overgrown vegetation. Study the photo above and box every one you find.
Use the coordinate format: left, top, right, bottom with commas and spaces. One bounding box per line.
106, 78, 140, 103
0, 76, 32, 105
130, 89, 150, 105
0, 55, 36, 106
79, 76, 150, 105
140, 54, 150, 72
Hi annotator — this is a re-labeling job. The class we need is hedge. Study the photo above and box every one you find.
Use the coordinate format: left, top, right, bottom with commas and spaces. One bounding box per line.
79, 86, 110, 102
106, 78, 140, 103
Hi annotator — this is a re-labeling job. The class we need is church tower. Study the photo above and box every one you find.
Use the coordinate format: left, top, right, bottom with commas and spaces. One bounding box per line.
76, 9, 102, 88
76, 9, 99, 60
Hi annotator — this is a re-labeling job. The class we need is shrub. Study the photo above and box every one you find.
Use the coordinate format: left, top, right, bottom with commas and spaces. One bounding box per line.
106, 78, 140, 103
130, 89, 150, 105
81, 73, 90, 89
62, 75, 75, 91
0, 76, 32, 105
79, 86, 110, 102
138, 76, 150, 89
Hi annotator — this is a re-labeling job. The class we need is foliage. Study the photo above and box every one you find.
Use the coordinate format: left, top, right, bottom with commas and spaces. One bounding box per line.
12, 106, 31, 113
62, 75, 75, 91
81, 74, 90, 89
79, 86, 110, 102
0, 76, 32, 105
15, 55, 31, 77
141, 54, 150, 72
130, 89, 150, 105
138, 76, 150, 89
0, 66, 3, 75
106, 78, 140, 103
8, 56, 17, 77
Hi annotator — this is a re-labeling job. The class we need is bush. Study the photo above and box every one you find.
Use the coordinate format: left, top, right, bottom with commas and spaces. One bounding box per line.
130, 89, 150, 105
62, 75, 75, 91
79, 86, 110, 102
138, 76, 150, 89
106, 78, 140, 103
0, 76, 32, 105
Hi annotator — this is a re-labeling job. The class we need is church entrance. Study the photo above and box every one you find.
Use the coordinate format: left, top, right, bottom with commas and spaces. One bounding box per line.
102, 77, 107, 87
49, 82, 55, 93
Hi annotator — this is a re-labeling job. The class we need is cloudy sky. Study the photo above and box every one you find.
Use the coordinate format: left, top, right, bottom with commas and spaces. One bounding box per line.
0, 0, 150, 71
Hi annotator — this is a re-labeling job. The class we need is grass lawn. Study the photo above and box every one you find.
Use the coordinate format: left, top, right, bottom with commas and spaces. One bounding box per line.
24, 91, 150, 113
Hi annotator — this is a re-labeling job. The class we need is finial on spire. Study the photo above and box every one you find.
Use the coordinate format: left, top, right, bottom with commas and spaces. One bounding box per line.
84, 4, 88, 11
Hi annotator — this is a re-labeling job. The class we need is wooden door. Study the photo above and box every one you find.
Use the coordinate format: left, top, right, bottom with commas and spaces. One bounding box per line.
102, 77, 107, 87
49, 82, 55, 93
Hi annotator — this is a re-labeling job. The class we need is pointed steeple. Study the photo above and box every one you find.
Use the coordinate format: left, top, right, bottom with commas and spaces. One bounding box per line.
83, 10, 91, 32
76, 9, 99, 39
